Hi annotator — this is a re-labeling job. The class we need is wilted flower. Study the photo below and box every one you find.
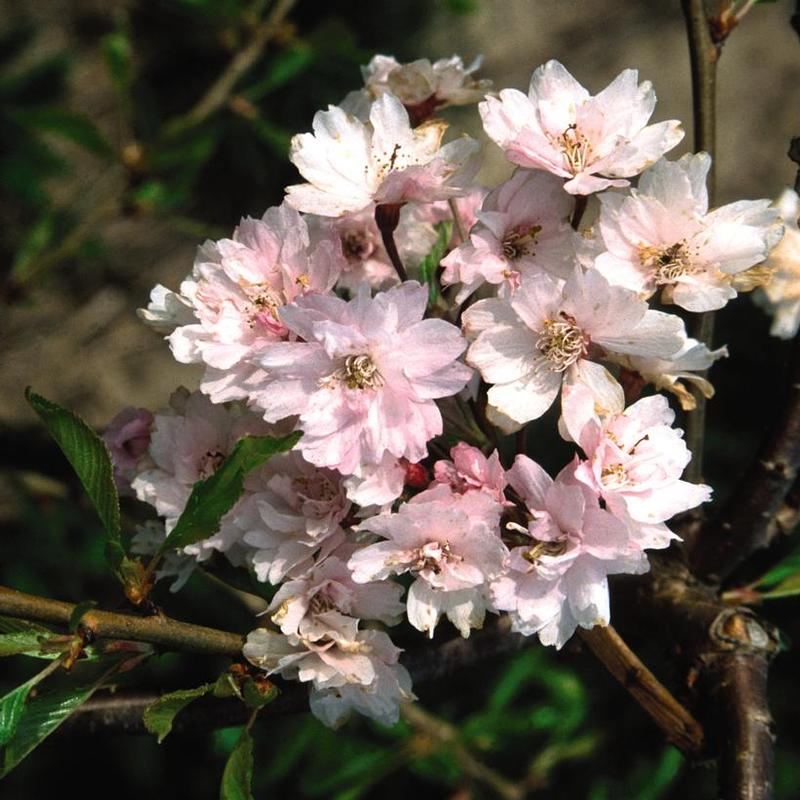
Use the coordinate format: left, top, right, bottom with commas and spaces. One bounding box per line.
480, 60, 683, 194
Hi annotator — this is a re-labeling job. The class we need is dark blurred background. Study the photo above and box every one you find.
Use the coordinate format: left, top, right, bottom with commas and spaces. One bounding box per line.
1, 1, 800, 798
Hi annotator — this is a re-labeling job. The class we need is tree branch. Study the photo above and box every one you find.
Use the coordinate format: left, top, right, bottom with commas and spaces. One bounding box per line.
689, 335, 800, 582
578, 625, 704, 758
0, 585, 244, 657
644, 554, 780, 800
681, 0, 719, 484
164, 0, 297, 137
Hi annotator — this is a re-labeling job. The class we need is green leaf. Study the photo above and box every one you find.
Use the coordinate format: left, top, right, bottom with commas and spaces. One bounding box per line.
143, 684, 213, 744
102, 30, 133, 96
0, 667, 109, 777
244, 44, 316, 101
9, 213, 56, 283
418, 221, 452, 307
9, 108, 113, 157
0, 659, 62, 748
753, 547, 800, 590
220, 728, 255, 800
242, 677, 277, 710
157, 432, 300, 558
0, 631, 50, 659
25, 389, 125, 574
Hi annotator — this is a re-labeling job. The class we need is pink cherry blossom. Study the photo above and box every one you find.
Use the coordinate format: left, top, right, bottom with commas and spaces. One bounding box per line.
103, 407, 154, 493
433, 442, 509, 505
148, 203, 343, 403
441, 169, 576, 302
243, 625, 413, 728
491, 455, 647, 648
561, 383, 711, 544
480, 60, 683, 194
251, 282, 473, 475
462, 267, 685, 431
233, 451, 350, 584
131, 388, 273, 560
756, 188, 800, 338
595, 153, 783, 311
267, 546, 404, 638
286, 93, 480, 217
350, 485, 506, 637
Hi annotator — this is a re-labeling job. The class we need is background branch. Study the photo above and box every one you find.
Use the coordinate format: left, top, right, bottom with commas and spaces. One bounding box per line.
689, 336, 800, 582
681, 0, 719, 484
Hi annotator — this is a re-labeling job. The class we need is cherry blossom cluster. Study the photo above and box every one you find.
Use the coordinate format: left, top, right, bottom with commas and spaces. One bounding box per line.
104, 54, 789, 729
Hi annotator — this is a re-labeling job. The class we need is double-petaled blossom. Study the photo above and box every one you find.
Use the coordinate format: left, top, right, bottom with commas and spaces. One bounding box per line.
561, 383, 711, 548
480, 60, 683, 195
433, 442, 509, 506
462, 267, 685, 431
491, 456, 647, 648
595, 153, 783, 311
233, 451, 350, 584
251, 282, 473, 475
350, 485, 506, 637
342, 54, 492, 124
141, 204, 344, 403
267, 546, 404, 638
103, 407, 154, 494
441, 169, 576, 302
286, 93, 480, 217
756, 188, 800, 338
244, 624, 413, 728
131, 389, 273, 560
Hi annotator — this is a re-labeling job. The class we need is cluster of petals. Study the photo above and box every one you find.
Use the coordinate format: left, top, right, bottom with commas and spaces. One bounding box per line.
756, 188, 800, 338
462, 267, 685, 431
491, 456, 648, 648
126, 52, 784, 730
141, 204, 344, 403
351, 485, 505, 638
286, 92, 480, 217
480, 60, 683, 194
342, 54, 491, 124
252, 281, 472, 475
441, 169, 576, 301
595, 153, 783, 311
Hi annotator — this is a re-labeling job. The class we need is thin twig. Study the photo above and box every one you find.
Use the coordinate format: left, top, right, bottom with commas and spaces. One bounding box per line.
164, 0, 297, 137
402, 703, 525, 800
0, 585, 244, 657
578, 625, 705, 757
689, 335, 800, 582
681, 0, 720, 484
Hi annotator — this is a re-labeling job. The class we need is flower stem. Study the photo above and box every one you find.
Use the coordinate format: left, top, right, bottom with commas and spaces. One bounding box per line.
570, 194, 587, 230
448, 197, 467, 244
682, 0, 719, 483
375, 203, 409, 282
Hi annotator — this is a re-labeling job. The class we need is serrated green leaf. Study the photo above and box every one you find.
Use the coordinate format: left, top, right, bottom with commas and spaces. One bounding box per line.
157, 432, 300, 558
9, 107, 113, 157
25, 389, 125, 575
418, 221, 452, 307
143, 684, 213, 744
0, 659, 62, 748
0, 632, 50, 659
220, 728, 255, 800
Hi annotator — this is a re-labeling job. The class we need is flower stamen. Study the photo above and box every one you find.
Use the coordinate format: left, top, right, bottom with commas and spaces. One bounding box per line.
536, 317, 587, 372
